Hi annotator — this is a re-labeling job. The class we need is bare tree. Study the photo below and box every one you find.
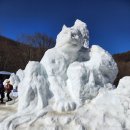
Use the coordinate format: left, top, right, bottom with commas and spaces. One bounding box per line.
0, 33, 55, 72
17, 33, 55, 49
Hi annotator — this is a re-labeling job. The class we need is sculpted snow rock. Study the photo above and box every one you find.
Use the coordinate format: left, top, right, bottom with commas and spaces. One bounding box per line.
0, 20, 122, 130
18, 61, 51, 112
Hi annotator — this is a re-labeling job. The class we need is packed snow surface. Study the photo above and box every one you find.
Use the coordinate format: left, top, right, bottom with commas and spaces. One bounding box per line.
1, 20, 130, 130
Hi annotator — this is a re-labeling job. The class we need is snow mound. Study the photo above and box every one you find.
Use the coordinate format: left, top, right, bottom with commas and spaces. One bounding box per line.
1, 20, 129, 130
3, 69, 24, 89
83, 76, 130, 130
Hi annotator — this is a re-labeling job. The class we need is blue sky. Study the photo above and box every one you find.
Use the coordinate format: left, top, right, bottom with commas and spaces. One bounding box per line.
0, 0, 130, 54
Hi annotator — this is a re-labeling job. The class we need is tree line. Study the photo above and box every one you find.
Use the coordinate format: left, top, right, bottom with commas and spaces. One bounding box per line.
0, 33, 55, 72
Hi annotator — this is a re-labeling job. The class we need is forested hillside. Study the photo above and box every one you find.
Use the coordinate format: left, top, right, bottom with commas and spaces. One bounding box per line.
0, 34, 54, 72
113, 51, 130, 86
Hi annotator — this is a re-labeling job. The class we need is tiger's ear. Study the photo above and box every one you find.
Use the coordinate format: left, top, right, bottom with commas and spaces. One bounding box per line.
62, 25, 67, 30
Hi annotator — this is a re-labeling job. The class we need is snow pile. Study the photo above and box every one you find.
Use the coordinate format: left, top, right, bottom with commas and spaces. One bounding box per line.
81, 76, 130, 130
1, 20, 130, 130
3, 69, 24, 89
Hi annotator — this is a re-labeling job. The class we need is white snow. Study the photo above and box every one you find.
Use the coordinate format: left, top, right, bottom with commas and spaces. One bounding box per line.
0, 20, 129, 130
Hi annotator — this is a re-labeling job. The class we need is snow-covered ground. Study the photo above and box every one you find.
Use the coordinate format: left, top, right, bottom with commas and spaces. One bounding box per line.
0, 102, 17, 121
0, 20, 130, 130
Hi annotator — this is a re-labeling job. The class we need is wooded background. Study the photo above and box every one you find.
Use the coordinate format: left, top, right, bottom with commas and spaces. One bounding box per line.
0, 34, 54, 72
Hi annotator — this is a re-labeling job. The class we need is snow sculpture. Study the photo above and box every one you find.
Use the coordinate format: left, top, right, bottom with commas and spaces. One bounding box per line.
40, 19, 118, 112
9, 73, 20, 89
0, 20, 120, 130
15, 69, 24, 82
18, 61, 51, 112
6, 19, 118, 113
